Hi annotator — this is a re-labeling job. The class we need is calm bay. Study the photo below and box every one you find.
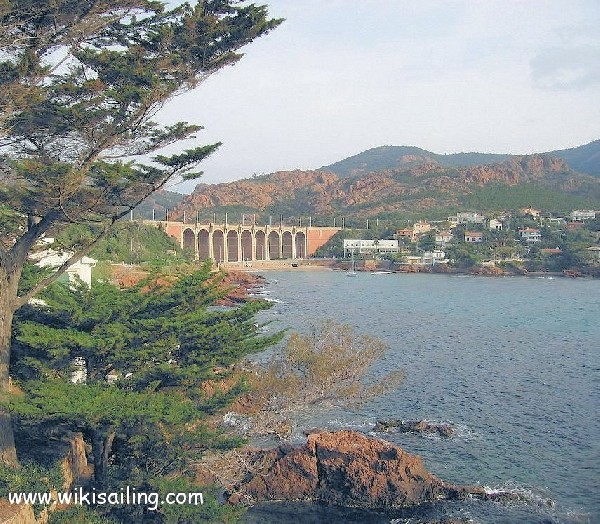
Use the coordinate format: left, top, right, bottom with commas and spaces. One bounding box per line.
245, 270, 599, 524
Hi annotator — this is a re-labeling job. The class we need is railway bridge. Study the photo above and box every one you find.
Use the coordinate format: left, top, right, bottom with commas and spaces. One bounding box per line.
146, 220, 340, 263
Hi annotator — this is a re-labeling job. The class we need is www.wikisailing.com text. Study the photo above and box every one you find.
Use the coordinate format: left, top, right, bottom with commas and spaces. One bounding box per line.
9, 486, 203, 512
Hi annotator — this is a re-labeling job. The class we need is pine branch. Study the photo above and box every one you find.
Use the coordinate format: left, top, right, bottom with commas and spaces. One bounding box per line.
10, 210, 63, 271
15, 220, 115, 309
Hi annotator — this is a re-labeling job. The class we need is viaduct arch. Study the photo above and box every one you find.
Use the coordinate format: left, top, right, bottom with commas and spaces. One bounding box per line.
148, 221, 340, 264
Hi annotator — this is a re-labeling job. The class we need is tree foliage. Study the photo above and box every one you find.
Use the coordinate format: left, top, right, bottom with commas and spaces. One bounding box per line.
8, 265, 280, 506
240, 321, 404, 439
0, 0, 281, 302
0, 0, 281, 466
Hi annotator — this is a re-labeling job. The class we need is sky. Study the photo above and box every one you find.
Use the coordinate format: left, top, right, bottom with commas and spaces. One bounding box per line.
159, 0, 600, 192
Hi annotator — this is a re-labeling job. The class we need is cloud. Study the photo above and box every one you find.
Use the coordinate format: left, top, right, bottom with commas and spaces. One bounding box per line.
531, 45, 600, 90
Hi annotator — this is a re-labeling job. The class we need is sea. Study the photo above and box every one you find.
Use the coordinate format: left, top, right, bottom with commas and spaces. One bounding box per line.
242, 270, 599, 524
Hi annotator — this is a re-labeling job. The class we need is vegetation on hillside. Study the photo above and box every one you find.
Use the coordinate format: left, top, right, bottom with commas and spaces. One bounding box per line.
551, 139, 600, 178
321, 145, 510, 177
133, 190, 185, 221
55, 222, 184, 266
461, 183, 600, 214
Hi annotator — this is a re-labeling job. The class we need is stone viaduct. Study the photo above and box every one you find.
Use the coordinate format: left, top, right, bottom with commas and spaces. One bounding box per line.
146, 220, 340, 263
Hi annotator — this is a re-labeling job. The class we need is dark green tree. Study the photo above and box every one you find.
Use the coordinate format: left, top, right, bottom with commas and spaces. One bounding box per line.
417, 233, 436, 252
9, 265, 279, 488
0, 0, 282, 465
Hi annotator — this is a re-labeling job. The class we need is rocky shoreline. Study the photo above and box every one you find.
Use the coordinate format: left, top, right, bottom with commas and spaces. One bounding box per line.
221, 431, 524, 511
227, 258, 599, 278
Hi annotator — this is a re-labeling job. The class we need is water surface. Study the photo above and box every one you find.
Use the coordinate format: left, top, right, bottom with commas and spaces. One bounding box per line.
247, 271, 599, 523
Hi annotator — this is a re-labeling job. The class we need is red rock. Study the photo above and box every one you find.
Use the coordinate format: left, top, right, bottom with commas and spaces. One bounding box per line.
227, 430, 477, 508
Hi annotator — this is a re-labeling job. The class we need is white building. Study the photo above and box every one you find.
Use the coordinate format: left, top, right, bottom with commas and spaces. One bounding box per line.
403, 250, 447, 265
519, 228, 542, 243
448, 212, 486, 225
435, 231, 453, 247
30, 238, 97, 288
570, 210, 596, 222
343, 239, 400, 257
28, 239, 97, 385
464, 231, 484, 243
488, 219, 503, 231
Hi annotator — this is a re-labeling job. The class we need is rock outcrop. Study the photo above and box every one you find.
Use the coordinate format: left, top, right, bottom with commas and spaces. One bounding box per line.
227, 430, 489, 508
374, 419, 455, 438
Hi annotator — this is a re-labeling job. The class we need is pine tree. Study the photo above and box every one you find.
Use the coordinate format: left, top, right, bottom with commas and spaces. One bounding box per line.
0, 0, 282, 465
9, 264, 280, 497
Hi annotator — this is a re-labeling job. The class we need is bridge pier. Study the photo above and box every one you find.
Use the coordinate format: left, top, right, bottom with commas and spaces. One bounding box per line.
150, 220, 340, 265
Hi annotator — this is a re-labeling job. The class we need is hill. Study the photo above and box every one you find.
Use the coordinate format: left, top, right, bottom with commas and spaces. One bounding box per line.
321, 146, 510, 178
321, 140, 600, 179
134, 188, 184, 220
171, 153, 600, 224
550, 139, 600, 178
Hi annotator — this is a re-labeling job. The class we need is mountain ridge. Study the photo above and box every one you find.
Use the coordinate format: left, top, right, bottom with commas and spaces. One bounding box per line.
320, 139, 600, 178
169, 148, 600, 223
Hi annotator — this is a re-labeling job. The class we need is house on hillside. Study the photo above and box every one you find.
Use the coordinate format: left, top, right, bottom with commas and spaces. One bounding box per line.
413, 220, 431, 235
519, 228, 541, 243
520, 207, 541, 218
403, 250, 447, 265
395, 228, 415, 243
30, 238, 97, 288
541, 248, 562, 256
566, 222, 584, 231
435, 231, 453, 247
587, 246, 600, 262
448, 212, 486, 225
570, 210, 596, 222
488, 219, 503, 231
545, 217, 566, 227
464, 231, 484, 243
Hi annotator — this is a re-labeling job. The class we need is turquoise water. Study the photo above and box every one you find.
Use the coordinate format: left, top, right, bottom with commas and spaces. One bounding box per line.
246, 271, 600, 523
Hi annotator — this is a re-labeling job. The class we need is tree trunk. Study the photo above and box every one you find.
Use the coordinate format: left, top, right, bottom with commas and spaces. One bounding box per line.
0, 268, 19, 466
92, 426, 116, 488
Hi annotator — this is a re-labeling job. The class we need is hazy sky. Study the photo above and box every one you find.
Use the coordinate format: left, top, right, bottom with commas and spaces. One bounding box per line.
160, 1, 600, 192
